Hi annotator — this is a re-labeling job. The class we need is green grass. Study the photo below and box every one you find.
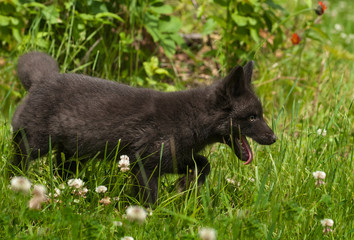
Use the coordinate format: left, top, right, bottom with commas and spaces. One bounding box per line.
0, 0, 353, 239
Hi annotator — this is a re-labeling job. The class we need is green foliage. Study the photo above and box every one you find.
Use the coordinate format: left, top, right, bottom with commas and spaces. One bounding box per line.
142, 1, 185, 58
142, 56, 177, 91
0, 0, 182, 86
201, 0, 284, 69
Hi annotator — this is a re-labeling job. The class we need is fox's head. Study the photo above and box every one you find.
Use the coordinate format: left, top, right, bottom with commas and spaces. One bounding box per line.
214, 61, 276, 164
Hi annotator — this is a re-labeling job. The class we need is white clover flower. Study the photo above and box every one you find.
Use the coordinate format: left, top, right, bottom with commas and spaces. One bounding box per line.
313, 171, 326, 187
248, 177, 255, 182
334, 24, 343, 31
147, 208, 153, 216
118, 155, 130, 172
340, 32, 347, 39
321, 218, 334, 227
199, 227, 217, 240
121, 237, 134, 240
28, 193, 47, 210
126, 205, 147, 223
313, 171, 326, 180
317, 128, 327, 136
32, 184, 47, 197
28, 198, 41, 210
71, 182, 88, 198
95, 185, 108, 193
315, 180, 325, 187
49, 188, 61, 198
226, 178, 240, 187
28, 195, 46, 210
113, 221, 123, 227
68, 178, 84, 189
54, 188, 61, 197
99, 197, 111, 205
10, 176, 32, 193
321, 218, 334, 234
226, 178, 235, 184
75, 187, 88, 198
59, 183, 66, 190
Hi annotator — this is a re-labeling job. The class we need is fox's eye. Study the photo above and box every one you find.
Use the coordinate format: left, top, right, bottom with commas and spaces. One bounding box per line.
249, 115, 255, 121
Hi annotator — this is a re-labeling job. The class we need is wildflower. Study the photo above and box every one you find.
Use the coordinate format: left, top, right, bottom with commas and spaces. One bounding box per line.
28, 197, 41, 210
313, 171, 326, 187
32, 184, 47, 197
48, 188, 61, 199
75, 187, 88, 198
113, 221, 123, 227
10, 176, 32, 193
68, 178, 84, 189
321, 218, 334, 233
340, 32, 347, 39
199, 227, 217, 240
226, 178, 241, 187
95, 185, 108, 193
147, 208, 153, 216
291, 33, 301, 45
59, 183, 66, 189
73, 199, 80, 203
334, 24, 343, 31
68, 178, 88, 198
118, 155, 130, 172
315, 179, 325, 187
226, 178, 235, 185
317, 128, 327, 136
28, 184, 47, 210
321, 218, 334, 227
28, 195, 47, 210
313, 171, 326, 180
315, 1, 327, 16
121, 237, 134, 240
99, 196, 111, 205
53, 188, 61, 197
126, 205, 147, 224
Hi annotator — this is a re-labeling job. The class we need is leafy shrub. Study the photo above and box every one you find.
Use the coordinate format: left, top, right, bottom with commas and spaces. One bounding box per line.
199, 0, 284, 70
0, 0, 183, 87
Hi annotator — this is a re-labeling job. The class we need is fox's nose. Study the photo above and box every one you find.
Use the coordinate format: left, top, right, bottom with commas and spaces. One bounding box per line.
271, 134, 277, 143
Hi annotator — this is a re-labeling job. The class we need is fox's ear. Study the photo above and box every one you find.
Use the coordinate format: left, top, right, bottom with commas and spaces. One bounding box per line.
243, 61, 254, 84
222, 65, 246, 97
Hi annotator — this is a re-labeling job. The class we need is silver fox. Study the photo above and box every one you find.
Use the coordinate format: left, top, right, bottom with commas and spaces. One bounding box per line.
12, 52, 276, 203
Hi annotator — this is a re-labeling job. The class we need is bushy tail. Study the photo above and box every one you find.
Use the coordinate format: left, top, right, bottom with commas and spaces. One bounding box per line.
17, 52, 60, 91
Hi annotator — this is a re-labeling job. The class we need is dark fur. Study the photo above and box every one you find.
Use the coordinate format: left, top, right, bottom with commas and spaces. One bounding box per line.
12, 52, 276, 203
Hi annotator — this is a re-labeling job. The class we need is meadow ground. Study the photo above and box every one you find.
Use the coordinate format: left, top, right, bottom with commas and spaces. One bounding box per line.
0, 1, 353, 239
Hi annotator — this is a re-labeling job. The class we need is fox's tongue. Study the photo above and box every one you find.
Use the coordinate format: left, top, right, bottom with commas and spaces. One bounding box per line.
240, 136, 253, 165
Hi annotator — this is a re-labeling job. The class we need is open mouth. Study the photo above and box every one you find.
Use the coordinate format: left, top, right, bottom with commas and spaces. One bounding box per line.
233, 135, 253, 165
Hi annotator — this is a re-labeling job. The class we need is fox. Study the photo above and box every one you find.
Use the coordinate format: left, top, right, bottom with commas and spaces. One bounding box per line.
12, 52, 276, 203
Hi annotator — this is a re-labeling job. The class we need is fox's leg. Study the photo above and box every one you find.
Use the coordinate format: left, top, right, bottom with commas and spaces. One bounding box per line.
132, 168, 159, 204
12, 129, 50, 172
176, 154, 211, 191
54, 145, 78, 178
12, 129, 30, 171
